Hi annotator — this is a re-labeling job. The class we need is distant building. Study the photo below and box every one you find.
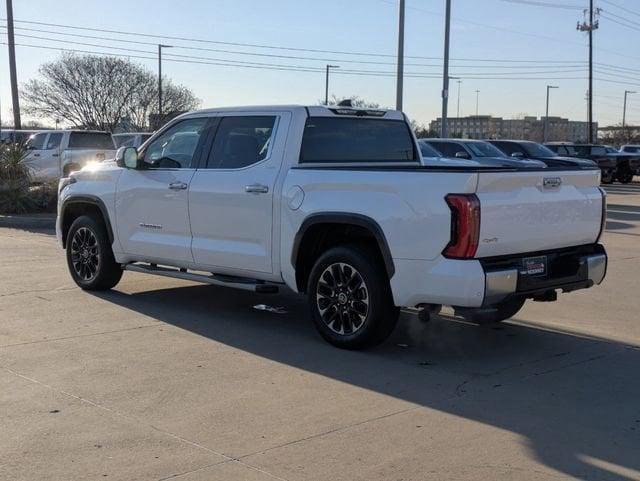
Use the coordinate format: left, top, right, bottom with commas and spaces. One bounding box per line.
428, 115, 597, 142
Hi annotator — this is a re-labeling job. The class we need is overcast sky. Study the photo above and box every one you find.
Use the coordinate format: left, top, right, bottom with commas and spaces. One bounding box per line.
1, 0, 639, 128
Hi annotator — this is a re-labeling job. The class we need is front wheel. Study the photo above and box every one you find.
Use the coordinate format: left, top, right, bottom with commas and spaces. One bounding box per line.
66, 215, 122, 290
308, 245, 399, 349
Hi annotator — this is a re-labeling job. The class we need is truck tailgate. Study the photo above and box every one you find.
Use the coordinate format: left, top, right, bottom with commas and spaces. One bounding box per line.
475, 170, 603, 257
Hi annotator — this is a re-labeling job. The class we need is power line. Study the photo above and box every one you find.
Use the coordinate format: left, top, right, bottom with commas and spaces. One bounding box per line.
0, 30, 589, 77
499, 0, 583, 10
600, 0, 640, 19
0, 25, 588, 69
0, 17, 604, 63
0, 41, 592, 81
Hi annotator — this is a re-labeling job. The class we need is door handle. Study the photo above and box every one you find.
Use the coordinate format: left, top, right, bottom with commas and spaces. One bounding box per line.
52, 153, 59, 157
245, 184, 269, 194
33, 153, 40, 157
168, 182, 188, 190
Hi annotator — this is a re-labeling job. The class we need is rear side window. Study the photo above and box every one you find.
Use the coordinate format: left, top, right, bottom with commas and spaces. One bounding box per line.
207, 116, 276, 169
574, 146, 590, 157
591, 146, 607, 156
300, 118, 416, 163
69, 132, 115, 149
491, 141, 522, 156
46, 133, 63, 150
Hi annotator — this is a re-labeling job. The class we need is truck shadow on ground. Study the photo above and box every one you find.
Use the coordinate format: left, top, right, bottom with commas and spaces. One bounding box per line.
94, 285, 640, 481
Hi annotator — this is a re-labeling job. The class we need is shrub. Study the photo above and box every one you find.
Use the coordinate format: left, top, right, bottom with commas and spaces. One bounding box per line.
0, 143, 33, 213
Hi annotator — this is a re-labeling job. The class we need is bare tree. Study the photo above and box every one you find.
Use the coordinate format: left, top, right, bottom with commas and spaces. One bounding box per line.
22, 54, 199, 132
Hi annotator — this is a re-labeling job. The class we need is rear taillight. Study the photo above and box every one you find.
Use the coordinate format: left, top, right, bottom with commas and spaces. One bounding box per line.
597, 187, 607, 242
443, 194, 481, 259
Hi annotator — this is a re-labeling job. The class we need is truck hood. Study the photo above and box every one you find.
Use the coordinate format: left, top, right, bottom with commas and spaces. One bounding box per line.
422, 156, 546, 169
531, 156, 597, 169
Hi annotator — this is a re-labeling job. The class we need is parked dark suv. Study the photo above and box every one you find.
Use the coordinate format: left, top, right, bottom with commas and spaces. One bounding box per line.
545, 143, 638, 184
488, 140, 597, 170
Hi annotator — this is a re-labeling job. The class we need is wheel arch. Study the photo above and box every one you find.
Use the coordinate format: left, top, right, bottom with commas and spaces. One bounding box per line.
291, 212, 395, 293
60, 195, 114, 249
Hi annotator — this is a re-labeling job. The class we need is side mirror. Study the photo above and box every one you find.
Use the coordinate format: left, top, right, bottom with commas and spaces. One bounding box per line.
511, 152, 525, 158
116, 147, 139, 169
455, 151, 471, 159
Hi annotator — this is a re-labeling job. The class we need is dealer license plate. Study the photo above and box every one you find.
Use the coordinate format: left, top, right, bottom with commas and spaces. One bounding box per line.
520, 256, 547, 277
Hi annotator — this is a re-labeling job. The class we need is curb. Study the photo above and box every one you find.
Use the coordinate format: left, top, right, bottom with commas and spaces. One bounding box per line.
0, 213, 56, 230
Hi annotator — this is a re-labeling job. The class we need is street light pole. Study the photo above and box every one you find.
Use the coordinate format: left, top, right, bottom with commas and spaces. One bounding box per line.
325, 65, 339, 105
456, 80, 462, 118
441, 0, 452, 138
396, 0, 405, 111
544, 85, 559, 143
475, 89, 480, 116
623, 90, 635, 133
158, 44, 172, 121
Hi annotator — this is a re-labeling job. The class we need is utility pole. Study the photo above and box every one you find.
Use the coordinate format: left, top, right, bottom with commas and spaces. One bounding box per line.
577, 0, 599, 143
325, 65, 339, 105
158, 44, 172, 121
544, 85, 559, 143
622, 90, 635, 136
456, 79, 462, 118
6, 0, 21, 129
475, 89, 480, 116
396, 0, 405, 111
441, 0, 452, 138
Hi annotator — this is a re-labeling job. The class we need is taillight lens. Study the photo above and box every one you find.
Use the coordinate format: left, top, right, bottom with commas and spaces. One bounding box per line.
597, 187, 607, 242
443, 194, 481, 259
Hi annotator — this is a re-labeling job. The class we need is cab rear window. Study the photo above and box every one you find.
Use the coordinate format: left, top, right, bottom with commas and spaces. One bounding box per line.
300, 117, 416, 163
69, 132, 115, 149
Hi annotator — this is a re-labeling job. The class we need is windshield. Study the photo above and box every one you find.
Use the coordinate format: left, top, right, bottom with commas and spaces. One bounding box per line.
68, 132, 115, 149
418, 141, 441, 158
522, 142, 558, 157
464, 141, 506, 158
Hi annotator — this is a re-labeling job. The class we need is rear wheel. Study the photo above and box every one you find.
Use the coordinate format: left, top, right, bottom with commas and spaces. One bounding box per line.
66, 215, 122, 290
308, 245, 399, 349
618, 171, 634, 184
601, 170, 614, 184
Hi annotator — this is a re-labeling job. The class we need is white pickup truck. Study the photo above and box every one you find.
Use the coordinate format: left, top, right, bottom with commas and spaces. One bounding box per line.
56, 105, 607, 349
23, 130, 116, 182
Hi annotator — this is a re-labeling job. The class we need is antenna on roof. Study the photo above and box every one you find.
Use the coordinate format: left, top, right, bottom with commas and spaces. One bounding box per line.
337, 99, 353, 107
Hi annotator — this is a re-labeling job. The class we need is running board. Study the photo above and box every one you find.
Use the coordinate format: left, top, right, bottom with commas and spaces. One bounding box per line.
124, 263, 279, 293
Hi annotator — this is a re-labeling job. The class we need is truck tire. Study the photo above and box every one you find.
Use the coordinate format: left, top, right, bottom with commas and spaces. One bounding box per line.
601, 170, 614, 184
618, 171, 634, 184
307, 245, 399, 349
66, 215, 122, 291
461, 297, 526, 325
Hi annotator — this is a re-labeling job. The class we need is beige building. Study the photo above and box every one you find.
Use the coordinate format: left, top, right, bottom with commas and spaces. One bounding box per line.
428, 116, 596, 142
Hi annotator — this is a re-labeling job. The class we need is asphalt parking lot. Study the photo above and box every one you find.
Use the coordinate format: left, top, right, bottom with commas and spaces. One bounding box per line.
1, 183, 639, 481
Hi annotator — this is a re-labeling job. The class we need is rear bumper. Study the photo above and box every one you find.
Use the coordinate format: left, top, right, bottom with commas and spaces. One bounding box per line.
481, 244, 607, 306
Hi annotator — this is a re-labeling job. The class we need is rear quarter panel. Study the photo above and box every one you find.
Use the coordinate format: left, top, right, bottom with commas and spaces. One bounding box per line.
280, 168, 478, 292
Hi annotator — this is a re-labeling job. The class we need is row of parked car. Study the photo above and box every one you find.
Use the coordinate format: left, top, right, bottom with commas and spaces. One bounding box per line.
0, 129, 152, 183
419, 139, 640, 184
2, 127, 639, 185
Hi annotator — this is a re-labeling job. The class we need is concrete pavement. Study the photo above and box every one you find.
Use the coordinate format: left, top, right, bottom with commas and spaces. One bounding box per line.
1, 183, 639, 481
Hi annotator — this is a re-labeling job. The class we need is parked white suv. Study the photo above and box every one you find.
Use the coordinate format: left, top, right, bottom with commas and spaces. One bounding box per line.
23, 130, 116, 182
57, 105, 607, 349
